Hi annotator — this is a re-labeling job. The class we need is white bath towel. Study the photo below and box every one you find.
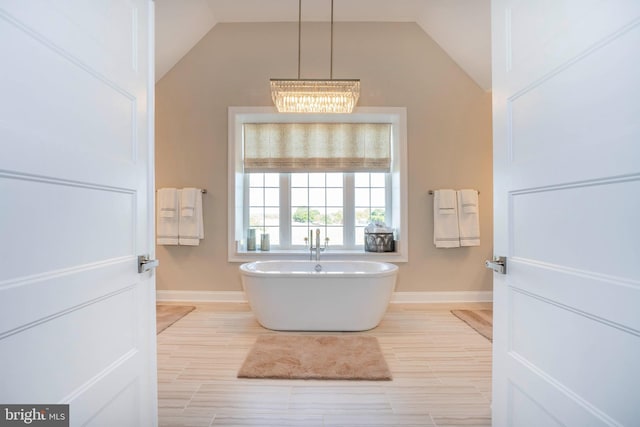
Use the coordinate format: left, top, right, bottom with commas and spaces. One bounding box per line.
179, 188, 204, 246
433, 189, 460, 248
157, 188, 179, 245
457, 189, 480, 246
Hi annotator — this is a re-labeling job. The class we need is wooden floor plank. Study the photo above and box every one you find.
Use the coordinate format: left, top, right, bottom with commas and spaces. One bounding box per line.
157, 302, 492, 426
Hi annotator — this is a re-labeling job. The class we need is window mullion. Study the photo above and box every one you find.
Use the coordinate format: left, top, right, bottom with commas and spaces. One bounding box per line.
280, 173, 291, 248
343, 173, 355, 249
243, 174, 250, 247
385, 172, 393, 226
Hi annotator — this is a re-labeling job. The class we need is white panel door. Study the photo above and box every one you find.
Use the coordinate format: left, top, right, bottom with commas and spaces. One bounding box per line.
491, 1, 640, 426
0, 1, 157, 426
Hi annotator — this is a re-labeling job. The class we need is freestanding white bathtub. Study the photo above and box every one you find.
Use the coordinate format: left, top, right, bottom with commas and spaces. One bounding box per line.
239, 260, 398, 331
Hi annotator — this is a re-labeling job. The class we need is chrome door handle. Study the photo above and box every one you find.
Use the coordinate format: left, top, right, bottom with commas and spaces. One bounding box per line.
138, 255, 159, 273
485, 256, 507, 274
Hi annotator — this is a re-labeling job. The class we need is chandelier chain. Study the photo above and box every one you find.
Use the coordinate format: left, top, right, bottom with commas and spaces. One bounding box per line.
330, 0, 334, 80
297, 0, 301, 79
270, 0, 359, 113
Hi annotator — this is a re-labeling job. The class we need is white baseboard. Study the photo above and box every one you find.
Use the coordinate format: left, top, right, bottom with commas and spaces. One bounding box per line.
156, 290, 247, 303
156, 290, 492, 304
390, 291, 493, 303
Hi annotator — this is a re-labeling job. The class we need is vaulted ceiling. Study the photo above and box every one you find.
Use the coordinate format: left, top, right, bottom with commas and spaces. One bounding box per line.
155, 0, 491, 91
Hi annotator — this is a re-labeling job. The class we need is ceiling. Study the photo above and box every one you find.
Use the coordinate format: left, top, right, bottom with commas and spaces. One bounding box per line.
155, 0, 492, 91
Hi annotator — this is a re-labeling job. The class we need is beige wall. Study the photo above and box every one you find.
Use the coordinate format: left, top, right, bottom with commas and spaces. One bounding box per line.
155, 22, 493, 294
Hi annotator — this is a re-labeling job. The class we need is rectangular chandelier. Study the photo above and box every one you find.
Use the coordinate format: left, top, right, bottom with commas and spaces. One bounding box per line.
270, 79, 361, 113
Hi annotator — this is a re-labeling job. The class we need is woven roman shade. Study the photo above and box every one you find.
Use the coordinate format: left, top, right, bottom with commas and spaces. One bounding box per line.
243, 123, 391, 172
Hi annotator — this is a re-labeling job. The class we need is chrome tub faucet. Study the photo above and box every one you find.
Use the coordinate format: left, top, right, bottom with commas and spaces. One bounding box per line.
309, 228, 328, 261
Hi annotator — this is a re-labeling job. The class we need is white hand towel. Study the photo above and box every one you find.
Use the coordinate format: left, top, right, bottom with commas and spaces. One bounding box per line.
438, 188, 457, 215
179, 189, 204, 246
180, 187, 197, 217
457, 190, 480, 246
459, 189, 478, 214
433, 189, 460, 248
157, 188, 179, 245
158, 187, 178, 218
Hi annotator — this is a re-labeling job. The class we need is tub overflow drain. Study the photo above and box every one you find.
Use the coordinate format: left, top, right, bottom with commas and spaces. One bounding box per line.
314, 264, 322, 272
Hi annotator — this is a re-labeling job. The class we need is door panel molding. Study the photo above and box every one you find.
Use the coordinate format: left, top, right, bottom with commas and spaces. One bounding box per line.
507, 356, 617, 427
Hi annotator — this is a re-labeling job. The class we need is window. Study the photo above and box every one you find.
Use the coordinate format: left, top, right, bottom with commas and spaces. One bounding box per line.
248, 173, 280, 245
246, 172, 389, 250
228, 107, 407, 261
354, 172, 388, 245
290, 172, 345, 248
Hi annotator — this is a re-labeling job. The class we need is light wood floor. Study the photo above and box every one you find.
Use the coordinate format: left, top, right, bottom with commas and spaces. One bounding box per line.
157, 302, 492, 427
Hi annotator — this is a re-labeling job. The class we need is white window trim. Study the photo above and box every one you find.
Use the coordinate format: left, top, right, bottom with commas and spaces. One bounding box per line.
227, 106, 408, 262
